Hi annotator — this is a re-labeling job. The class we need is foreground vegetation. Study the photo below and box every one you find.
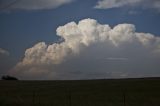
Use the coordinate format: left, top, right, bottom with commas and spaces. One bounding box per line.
0, 78, 160, 106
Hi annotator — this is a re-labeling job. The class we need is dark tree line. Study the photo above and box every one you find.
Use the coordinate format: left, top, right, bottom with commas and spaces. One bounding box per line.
1, 75, 18, 80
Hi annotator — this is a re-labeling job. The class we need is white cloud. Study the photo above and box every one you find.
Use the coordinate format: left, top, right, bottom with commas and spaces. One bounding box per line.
10, 18, 160, 80
128, 10, 139, 15
0, 48, 9, 56
0, 0, 73, 10
94, 0, 140, 9
106, 57, 128, 61
94, 0, 160, 12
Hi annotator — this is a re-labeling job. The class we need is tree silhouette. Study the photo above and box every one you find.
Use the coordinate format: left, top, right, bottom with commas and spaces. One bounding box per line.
1, 75, 18, 80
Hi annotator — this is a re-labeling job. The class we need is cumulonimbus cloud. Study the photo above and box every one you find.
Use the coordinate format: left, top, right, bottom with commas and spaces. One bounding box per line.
94, 0, 160, 12
0, 0, 73, 10
10, 18, 160, 80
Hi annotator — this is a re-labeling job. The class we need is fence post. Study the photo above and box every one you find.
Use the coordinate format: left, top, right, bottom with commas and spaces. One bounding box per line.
68, 88, 72, 106
123, 89, 126, 106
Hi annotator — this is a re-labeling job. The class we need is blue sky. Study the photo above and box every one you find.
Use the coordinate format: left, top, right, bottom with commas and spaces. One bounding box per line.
0, 0, 160, 79
1, 0, 160, 58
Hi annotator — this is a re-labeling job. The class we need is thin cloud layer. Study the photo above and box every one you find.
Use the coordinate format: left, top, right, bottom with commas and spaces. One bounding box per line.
0, 48, 9, 56
94, 0, 160, 11
10, 18, 160, 80
0, 0, 73, 10
0, 48, 14, 76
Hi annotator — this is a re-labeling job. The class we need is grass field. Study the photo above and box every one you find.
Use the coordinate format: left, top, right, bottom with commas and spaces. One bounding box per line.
0, 78, 160, 106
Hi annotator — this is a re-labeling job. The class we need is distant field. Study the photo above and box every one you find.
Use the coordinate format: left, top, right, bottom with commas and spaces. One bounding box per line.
0, 78, 160, 106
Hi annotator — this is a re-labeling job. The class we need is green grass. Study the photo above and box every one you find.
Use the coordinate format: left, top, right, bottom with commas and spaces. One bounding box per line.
0, 78, 160, 106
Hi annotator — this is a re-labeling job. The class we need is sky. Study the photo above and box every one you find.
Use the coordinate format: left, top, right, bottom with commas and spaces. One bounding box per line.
0, 0, 160, 80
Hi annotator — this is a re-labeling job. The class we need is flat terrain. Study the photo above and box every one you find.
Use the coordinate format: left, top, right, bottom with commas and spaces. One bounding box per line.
0, 78, 160, 106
